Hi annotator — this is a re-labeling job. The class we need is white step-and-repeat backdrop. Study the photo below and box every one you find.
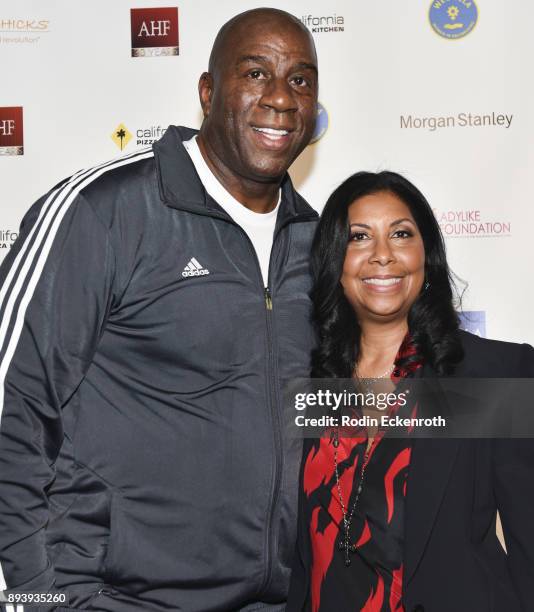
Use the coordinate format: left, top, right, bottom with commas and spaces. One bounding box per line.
1, 0, 533, 344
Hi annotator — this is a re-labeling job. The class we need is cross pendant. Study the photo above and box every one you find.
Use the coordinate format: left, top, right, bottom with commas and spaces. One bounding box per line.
338, 538, 356, 566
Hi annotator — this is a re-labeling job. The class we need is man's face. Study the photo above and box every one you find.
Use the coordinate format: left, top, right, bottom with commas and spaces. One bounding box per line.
200, 18, 318, 182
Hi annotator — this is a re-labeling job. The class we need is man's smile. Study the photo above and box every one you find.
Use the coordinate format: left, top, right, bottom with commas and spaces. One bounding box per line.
251, 124, 295, 149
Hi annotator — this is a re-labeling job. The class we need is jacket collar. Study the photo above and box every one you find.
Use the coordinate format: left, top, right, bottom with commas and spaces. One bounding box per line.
153, 125, 318, 224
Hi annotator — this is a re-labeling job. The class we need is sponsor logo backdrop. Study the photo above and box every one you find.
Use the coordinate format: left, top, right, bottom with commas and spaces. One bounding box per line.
0, 0, 533, 347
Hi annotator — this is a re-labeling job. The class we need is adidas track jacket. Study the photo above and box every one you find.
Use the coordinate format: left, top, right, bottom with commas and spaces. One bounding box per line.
0, 126, 318, 611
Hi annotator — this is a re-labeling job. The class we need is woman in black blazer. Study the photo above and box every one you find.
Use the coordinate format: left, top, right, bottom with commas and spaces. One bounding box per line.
286, 171, 534, 612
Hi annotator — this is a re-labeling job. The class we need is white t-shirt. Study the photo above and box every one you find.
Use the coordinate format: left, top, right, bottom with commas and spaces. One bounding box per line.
183, 135, 280, 287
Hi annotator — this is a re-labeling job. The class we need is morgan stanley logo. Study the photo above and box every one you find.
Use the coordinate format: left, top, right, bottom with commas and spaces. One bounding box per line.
130, 7, 179, 57
0, 106, 23, 155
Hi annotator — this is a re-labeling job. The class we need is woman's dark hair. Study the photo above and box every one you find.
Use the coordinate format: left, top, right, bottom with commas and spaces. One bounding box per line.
311, 170, 464, 377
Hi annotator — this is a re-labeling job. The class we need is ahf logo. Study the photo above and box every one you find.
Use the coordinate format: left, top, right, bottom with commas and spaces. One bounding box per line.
429, 0, 478, 39
130, 7, 179, 57
0, 107, 23, 156
0, 120, 14, 136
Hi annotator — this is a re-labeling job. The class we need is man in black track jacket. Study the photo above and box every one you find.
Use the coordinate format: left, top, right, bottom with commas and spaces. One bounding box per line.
0, 8, 319, 612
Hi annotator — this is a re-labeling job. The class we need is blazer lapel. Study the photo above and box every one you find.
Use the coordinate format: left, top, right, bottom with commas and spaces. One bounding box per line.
404, 366, 460, 584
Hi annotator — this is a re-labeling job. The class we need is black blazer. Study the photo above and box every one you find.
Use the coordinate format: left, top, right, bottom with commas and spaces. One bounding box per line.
287, 330, 534, 612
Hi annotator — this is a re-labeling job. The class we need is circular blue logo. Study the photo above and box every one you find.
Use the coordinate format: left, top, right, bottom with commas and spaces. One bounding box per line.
429, 0, 478, 40
310, 102, 328, 144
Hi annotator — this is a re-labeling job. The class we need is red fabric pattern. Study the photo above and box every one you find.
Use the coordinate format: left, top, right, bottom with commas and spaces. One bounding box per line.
384, 447, 412, 524
362, 574, 385, 612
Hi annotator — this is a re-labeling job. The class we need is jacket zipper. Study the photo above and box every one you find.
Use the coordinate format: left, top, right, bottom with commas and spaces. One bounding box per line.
172, 202, 316, 596
264, 286, 273, 310
223, 225, 280, 597
216, 219, 284, 597
258, 215, 316, 596
260, 283, 282, 596
232, 216, 315, 597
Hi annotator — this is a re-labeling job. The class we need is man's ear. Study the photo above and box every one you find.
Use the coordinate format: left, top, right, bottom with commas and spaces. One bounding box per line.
198, 72, 213, 119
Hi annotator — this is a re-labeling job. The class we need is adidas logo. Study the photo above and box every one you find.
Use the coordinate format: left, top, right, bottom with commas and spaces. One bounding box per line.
182, 257, 210, 277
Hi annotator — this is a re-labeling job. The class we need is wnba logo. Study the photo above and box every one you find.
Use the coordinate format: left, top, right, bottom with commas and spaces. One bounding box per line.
429, 0, 478, 39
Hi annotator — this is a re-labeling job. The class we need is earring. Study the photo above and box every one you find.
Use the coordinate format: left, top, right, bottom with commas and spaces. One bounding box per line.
424, 281, 430, 291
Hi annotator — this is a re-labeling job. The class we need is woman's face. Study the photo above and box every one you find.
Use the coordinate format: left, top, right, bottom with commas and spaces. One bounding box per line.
341, 190, 425, 325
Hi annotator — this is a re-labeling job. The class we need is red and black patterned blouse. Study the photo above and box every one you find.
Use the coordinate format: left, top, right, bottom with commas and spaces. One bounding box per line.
302, 341, 422, 612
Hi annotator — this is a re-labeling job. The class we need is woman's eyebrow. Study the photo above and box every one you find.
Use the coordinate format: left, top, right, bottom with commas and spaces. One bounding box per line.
390, 218, 415, 226
349, 219, 416, 229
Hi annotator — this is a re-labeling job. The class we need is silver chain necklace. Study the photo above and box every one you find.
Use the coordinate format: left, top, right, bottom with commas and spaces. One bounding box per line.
334, 363, 395, 565
333, 429, 374, 567
356, 363, 395, 382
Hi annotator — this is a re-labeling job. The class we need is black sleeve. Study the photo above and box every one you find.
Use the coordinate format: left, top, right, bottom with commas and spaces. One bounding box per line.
492, 343, 534, 610
0, 185, 117, 595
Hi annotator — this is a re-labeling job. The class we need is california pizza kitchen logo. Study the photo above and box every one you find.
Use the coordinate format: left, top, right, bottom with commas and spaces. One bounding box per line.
111, 123, 167, 150
0, 107, 23, 155
0, 18, 50, 44
300, 13, 345, 33
130, 7, 179, 57
435, 209, 511, 239
111, 123, 132, 150
0, 229, 18, 250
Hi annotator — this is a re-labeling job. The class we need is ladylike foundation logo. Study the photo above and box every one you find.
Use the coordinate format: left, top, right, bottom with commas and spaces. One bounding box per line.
434, 209, 511, 239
